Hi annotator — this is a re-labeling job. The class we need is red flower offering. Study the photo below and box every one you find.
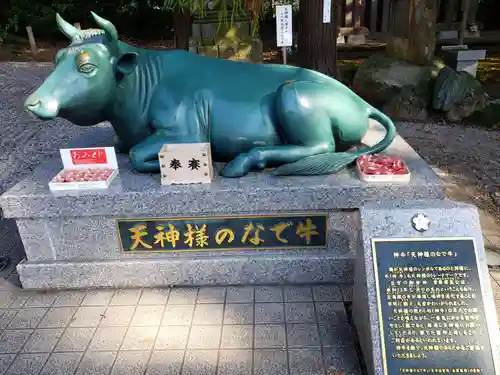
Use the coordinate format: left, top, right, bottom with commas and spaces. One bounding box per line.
52, 168, 114, 183
357, 154, 410, 182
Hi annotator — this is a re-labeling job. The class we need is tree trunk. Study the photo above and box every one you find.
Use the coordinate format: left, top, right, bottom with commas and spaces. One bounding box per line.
407, 0, 437, 65
173, 8, 193, 50
297, 0, 338, 77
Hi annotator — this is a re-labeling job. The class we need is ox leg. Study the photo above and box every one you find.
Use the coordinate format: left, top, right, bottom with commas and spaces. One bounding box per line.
222, 82, 336, 177
129, 132, 172, 173
114, 135, 129, 153
221, 142, 334, 177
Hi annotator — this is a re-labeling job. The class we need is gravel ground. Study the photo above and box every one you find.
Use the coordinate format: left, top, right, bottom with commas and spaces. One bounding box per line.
0, 62, 498, 259
397, 121, 500, 219
0, 62, 95, 276
0, 62, 94, 194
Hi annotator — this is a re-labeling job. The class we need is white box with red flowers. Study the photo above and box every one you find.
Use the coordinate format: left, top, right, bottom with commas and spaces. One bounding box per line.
48, 147, 119, 192
356, 154, 411, 183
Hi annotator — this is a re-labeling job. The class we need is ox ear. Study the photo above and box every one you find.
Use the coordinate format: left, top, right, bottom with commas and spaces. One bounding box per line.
115, 52, 139, 76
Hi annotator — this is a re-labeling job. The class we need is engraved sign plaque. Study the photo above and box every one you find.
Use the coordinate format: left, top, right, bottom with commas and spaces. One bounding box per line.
372, 238, 496, 375
118, 213, 328, 253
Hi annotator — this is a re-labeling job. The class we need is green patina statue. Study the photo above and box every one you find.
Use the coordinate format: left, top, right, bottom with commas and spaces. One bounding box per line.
25, 12, 396, 177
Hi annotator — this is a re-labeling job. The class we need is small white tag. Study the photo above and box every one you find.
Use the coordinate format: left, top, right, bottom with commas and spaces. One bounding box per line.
60, 147, 118, 170
323, 0, 332, 23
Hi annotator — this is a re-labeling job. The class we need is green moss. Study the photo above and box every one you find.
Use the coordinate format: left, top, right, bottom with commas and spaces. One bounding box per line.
467, 103, 500, 128
362, 54, 395, 70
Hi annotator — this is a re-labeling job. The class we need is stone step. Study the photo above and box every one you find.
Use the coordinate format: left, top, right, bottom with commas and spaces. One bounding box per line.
17, 252, 356, 290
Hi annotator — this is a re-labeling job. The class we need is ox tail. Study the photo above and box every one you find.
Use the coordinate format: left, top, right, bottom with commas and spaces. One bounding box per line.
271, 108, 396, 176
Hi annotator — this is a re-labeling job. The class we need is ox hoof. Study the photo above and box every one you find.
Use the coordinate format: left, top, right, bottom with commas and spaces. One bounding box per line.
221, 164, 247, 178
221, 154, 253, 178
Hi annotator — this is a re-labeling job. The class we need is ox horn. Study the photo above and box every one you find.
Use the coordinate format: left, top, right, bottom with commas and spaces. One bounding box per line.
56, 13, 80, 40
90, 11, 118, 42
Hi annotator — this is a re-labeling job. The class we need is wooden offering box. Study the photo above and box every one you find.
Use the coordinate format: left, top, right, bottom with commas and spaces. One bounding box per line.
49, 147, 119, 192
159, 143, 214, 185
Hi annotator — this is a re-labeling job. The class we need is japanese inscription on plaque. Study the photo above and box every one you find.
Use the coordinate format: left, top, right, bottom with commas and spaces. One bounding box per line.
117, 213, 327, 252
372, 238, 497, 375
276, 5, 293, 47
70, 148, 107, 165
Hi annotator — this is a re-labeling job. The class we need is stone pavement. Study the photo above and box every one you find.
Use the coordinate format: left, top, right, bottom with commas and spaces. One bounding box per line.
0, 275, 497, 375
0, 282, 366, 375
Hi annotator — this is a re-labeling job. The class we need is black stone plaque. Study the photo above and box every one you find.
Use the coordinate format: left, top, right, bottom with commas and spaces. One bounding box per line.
372, 237, 496, 375
117, 213, 328, 252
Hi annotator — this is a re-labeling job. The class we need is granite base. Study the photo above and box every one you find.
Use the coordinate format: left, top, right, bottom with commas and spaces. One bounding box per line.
17, 256, 355, 290
0, 123, 444, 290
353, 200, 500, 375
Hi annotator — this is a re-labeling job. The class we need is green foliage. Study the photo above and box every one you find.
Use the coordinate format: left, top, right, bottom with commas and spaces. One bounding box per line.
159, 0, 258, 37
0, 0, 176, 44
0, 0, 292, 44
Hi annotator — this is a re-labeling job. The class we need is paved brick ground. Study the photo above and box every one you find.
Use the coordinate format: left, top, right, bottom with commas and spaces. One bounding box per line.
0, 283, 366, 375
0, 276, 497, 375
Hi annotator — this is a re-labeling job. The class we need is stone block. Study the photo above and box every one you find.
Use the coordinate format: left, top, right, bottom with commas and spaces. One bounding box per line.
6, 353, 49, 375
438, 30, 459, 41
224, 304, 253, 324
255, 286, 283, 303
353, 200, 500, 375
347, 34, 366, 45
218, 350, 253, 375
155, 326, 190, 350
182, 350, 218, 375
442, 46, 487, 77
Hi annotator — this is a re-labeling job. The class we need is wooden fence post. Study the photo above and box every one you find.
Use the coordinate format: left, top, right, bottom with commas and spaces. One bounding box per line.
381, 0, 391, 33
370, 0, 378, 33
353, 0, 365, 29
25, 26, 38, 59
345, 0, 353, 27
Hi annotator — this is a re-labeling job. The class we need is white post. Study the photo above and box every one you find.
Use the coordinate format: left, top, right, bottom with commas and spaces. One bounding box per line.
26, 26, 37, 58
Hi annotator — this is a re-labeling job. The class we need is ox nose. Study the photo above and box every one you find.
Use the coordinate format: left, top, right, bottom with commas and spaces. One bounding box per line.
24, 95, 60, 119
24, 96, 41, 110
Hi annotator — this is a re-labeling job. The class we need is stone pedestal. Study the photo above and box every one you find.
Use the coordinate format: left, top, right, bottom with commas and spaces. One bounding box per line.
0, 123, 444, 290
442, 45, 486, 77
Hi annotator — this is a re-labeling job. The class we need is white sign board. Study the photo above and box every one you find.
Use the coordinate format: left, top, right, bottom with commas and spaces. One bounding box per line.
276, 5, 293, 47
323, 0, 332, 23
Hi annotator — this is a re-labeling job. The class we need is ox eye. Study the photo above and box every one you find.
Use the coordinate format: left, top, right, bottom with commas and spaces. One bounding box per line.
78, 63, 96, 74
